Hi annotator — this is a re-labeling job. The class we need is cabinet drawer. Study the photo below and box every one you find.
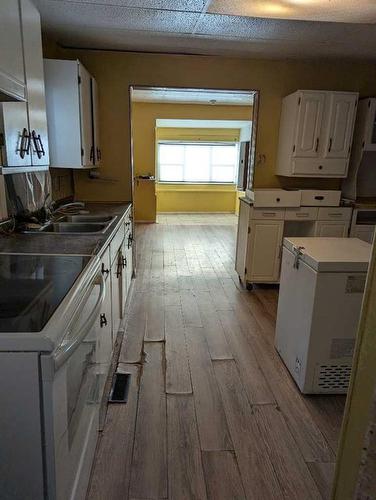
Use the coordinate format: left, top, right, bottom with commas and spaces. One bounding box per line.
99, 246, 111, 279
292, 158, 348, 177
251, 208, 285, 220
318, 207, 353, 221
110, 224, 125, 265
285, 207, 318, 221
252, 189, 301, 208
301, 190, 341, 207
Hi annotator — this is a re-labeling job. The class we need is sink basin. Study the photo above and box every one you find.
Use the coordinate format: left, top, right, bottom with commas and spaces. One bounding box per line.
57, 215, 115, 223
40, 223, 107, 234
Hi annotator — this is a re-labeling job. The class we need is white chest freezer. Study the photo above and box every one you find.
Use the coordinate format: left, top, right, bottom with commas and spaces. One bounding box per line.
275, 237, 371, 394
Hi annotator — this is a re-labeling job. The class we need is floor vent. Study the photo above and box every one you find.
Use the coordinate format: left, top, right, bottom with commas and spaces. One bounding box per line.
109, 372, 131, 403
314, 364, 352, 393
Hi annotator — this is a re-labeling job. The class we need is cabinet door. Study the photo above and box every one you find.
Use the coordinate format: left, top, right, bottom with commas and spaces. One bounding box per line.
293, 92, 325, 158
91, 77, 101, 166
0, 102, 30, 167
352, 225, 375, 244
0, 0, 26, 101
120, 239, 128, 318
78, 63, 94, 167
235, 200, 250, 281
247, 220, 284, 283
324, 93, 357, 159
20, 0, 49, 167
111, 251, 122, 344
314, 221, 349, 237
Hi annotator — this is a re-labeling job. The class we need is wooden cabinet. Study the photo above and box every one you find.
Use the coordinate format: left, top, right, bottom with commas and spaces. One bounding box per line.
276, 90, 358, 178
236, 198, 352, 286
0, 0, 49, 171
314, 221, 349, 237
0, 0, 26, 101
247, 220, 284, 283
293, 91, 325, 159
111, 249, 123, 343
44, 59, 101, 169
20, 0, 49, 168
324, 92, 358, 159
235, 198, 250, 282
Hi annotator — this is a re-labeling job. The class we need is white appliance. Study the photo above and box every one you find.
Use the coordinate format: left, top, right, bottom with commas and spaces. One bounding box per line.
0, 253, 112, 500
275, 237, 371, 394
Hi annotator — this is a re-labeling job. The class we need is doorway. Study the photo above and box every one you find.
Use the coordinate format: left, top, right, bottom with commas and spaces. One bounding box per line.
129, 86, 258, 224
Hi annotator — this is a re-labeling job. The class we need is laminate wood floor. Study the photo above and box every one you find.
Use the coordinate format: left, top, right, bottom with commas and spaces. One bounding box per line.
87, 215, 346, 500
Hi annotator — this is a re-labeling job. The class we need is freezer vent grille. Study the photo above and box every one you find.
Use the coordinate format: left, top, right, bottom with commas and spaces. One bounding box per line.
314, 364, 352, 393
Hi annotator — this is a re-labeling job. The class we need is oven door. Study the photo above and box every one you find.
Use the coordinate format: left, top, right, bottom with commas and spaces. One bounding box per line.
47, 272, 108, 500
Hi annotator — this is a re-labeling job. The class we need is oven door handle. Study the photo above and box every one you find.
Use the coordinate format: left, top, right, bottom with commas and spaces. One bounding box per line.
53, 273, 106, 370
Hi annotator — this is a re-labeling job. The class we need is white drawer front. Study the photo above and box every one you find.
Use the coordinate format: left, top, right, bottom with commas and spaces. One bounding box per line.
252, 189, 301, 208
292, 158, 348, 177
251, 208, 285, 220
110, 224, 125, 265
301, 190, 341, 207
318, 207, 352, 221
284, 207, 318, 220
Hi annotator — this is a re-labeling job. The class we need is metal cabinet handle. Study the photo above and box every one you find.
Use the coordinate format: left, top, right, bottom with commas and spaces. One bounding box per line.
101, 262, 109, 275
100, 313, 107, 328
315, 137, 319, 152
328, 137, 332, 152
96, 147, 101, 161
122, 255, 127, 268
116, 255, 122, 278
128, 234, 133, 248
31, 130, 45, 159
19, 128, 30, 159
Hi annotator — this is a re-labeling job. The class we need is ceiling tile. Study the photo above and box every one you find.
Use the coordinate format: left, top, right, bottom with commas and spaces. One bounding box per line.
34, 0, 200, 32
195, 12, 376, 45
208, 0, 376, 24
56, 0, 206, 12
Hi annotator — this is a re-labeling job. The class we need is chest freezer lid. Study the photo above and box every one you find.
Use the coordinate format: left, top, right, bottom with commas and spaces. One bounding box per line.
283, 237, 371, 272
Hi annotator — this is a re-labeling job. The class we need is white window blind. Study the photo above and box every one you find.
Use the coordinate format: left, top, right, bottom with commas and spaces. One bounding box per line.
158, 142, 239, 183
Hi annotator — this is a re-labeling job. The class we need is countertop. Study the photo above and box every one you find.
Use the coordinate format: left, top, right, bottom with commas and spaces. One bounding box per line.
0, 202, 132, 255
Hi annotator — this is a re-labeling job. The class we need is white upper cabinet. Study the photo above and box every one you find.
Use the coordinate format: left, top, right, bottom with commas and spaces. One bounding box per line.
0, 0, 49, 171
323, 92, 358, 159
276, 90, 358, 178
0, 0, 26, 101
91, 77, 101, 166
21, 0, 49, 167
44, 59, 100, 169
293, 92, 325, 158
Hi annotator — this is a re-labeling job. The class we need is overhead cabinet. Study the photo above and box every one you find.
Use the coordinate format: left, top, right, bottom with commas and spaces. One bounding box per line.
342, 98, 376, 200
276, 90, 358, 178
44, 59, 101, 169
0, 0, 26, 101
0, 0, 49, 172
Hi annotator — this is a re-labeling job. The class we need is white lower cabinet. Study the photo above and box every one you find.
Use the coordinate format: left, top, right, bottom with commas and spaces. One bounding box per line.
236, 198, 353, 286
313, 221, 349, 237
247, 220, 284, 283
111, 249, 122, 343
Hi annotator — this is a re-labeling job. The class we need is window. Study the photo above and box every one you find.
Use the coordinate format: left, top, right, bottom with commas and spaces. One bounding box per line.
158, 142, 239, 183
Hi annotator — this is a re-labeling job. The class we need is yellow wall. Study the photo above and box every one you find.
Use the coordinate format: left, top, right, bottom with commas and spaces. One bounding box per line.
43, 42, 376, 209
156, 183, 237, 213
132, 101, 251, 220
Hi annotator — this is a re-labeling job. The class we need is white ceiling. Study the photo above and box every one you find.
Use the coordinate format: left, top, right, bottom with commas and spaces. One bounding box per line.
33, 0, 376, 60
132, 88, 254, 105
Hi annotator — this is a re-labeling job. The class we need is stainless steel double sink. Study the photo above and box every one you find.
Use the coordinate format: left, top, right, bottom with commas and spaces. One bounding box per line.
39, 215, 116, 234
